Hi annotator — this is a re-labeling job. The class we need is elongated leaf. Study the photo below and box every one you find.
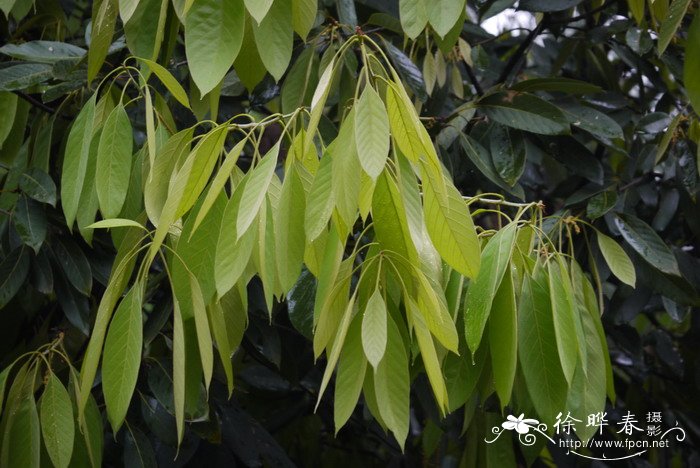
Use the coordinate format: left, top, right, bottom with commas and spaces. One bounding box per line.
61, 94, 97, 228
237, 142, 279, 238
88, 218, 146, 230
207, 300, 234, 395
408, 297, 448, 413
400, 0, 428, 39
422, 169, 480, 278
428, 0, 465, 37
685, 12, 700, 115
96, 104, 133, 218
138, 58, 190, 108
355, 85, 390, 179
489, 124, 525, 186
518, 273, 568, 424
52, 237, 92, 296
304, 153, 335, 241
361, 289, 387, 368
0, 63, 52, 91
186, 0, 244, 95
188, 274, 214, 390
597, 232, 636, 287
548, 259, 581, 384
40, 374, 74, 468
276, 164, 306, 291
510, 78, 602, 94
252, 0, 293, 81
88, 0, 118, 81
281, 47, 319, 114
334, 316, 366, 432
658, 0, 691, 54
14, 196, 47, 253
292, 0, 316, 39
615, 214, 680, 276
330, 109, 361, 230
0, 247, 30, 308
557, 101, 624, 139
172, 299, 186, 444
374, 316, 410, 449
477, 92, 569, 135
3, 390, 41, 468
102, 284, 143, 432
244, 0, 272, 22
464, 222, 517, 354
19, 168, 56, 206
0, 40, 85, 63
489, 268, 517, 408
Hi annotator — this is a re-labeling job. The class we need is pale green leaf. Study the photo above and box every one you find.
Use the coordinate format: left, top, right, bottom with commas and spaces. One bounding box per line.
548, 259, 581, 384
88, 0, 118, 82
361, 289, 387, 368
292, 0, 317, 40
334, 316, 366, 433
40, 374, 74, 468
252, 0, 293, 81
61, 94, 97, 229
597, 232, 636, 287
119, 0, 140, 23
96, 104, 133, 219
399, 0, 428, 39
428, 0, 465, 37
138, 57, 190, 108
102, 283, 143, 432
87, 218, 147, 230
355, 85, 390, 179
236, 141, 279, 238
244, 0, 272, 23
186, 0, 244, 95
658, 0, 691, 54
464, 222, 517, 354
304, 153, 335, 241
489, 267, 517, 408
276, 164, 306, 291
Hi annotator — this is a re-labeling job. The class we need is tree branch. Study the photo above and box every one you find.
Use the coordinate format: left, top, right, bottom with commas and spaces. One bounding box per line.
496, 17, 548, 85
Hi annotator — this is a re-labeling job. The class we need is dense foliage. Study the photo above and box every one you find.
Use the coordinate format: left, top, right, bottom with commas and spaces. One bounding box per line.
0, 0, 699, 466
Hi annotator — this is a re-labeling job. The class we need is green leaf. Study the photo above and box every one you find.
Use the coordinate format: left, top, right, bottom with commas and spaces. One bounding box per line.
520, 0, 583, 11
292, 0, 316, 40
123, 0, 167, 62
459, 134, 525, 199
510, 78, 602, 95
243, 0, 272, 23
557, 101, 624, 140
615, 214, 681, 276
0, 247, 30, 308
361, 288, 388, 368
334, 315, 366, 432
685, 12, 700, 115
0, 91, 17, 148
40, 374, 74, 468
96, 104, 133, 219
88, 0, 118, 81
102, 283, 143, 432
123, 426, 157, 468
355, 85, 390, 179
0, 40, 85, 63
374, 316, 410, 449
408, 297, 448, 413
61, 94, 97, 228
207, 300, 234, 395
422, 170, 481, 278
3, 390, 41, 468
477, 92, 569, 135
233, 14, 268, 91
0, 63, 52, 91
489, 267, 517, 408
252, 0, 292, 81
87, 218, 147, 230
489, 125, 525, 186
597, 231, 636, 287
14, 196, 46, 253
236, 142, 279, 238
119, 0, 139, 23
172, 299, 186, 444
518, 273, 568, 424
658, 0, 692, 54
464, 222, 517, 354
428, 0, 465, 38
304, 153, 335, 241
186, 0, 244, 95
548, 259, 581, 384
330, 110, 361, 230
400, 0, 428, 39
138, 58, 191, 108
19, 168, 56, 206
281, 46, 319, 115
587, 190, 617, 219
52, 237, 92, 296
215, 179, 257, 297
187, 273, 214, 390
276, 164, 306, 291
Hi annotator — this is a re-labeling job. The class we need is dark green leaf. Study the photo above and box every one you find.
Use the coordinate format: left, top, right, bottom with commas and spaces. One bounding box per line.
13, 195, 47, 253
477, 92, 569, 135
19, 168, 56, 206
615, 214, 681, 276
0, 247, 30, 308
0, 63, 52, 91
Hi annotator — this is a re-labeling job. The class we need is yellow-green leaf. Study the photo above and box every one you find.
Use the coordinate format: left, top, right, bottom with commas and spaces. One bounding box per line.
597, 231, 636, 287
355, 85, 390, 179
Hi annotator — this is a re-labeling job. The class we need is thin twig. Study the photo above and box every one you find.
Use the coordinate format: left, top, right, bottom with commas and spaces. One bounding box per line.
12, 91, 57, 114
496, 17, 548, 84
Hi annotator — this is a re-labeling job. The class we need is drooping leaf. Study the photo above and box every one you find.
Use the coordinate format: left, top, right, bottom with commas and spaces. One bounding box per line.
276, 164, 306, 291
88, 0, 118, 81
292, 0, 317, 39
186, 0, 244, 95
236, 141, 279, 238
658, 0, 692, 54
40, 374, 74, 468
477, 92, 569, 135
489, 267, 517, 408
400, 0, 428, 39
464, 222, 517, 354
304, 152, 335, 241
597, 231, 636, 287
489, 124, 526, 186
518, 273, 568, 424
102, 284, 143, 432
427, 0, 465, 38
96, 104, 133, 219
334, 314, 367, 432
14, 196, 47, 253
19, 168, 56, 206
361, 288, 388, 368
685, 12, 700, 115
355, 85, 390, 179
548, 259, 582, 384
252, 0, 293, 81
138, 58, 191, 108
615, 214, 681, 276
61, 94, 97, 228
